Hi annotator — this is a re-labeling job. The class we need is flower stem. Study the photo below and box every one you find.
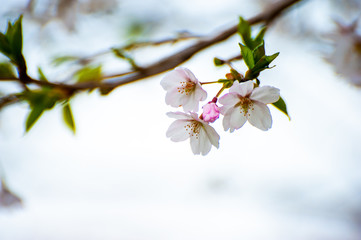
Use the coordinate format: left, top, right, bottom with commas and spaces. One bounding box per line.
200, 81, 219, 85
215, 86, 225, 98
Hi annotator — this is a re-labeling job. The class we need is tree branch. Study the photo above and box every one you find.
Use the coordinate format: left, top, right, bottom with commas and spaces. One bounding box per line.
3, 0, 304, 106
0, 94, 21, 110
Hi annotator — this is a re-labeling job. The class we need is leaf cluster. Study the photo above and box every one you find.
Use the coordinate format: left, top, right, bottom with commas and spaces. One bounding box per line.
0, 16, 26, 70
21, 87, 76, 133
238, 17, 289, 119
238, 17, 279, 80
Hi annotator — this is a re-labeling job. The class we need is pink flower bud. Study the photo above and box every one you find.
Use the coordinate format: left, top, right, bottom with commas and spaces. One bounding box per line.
202, 102, 220, 123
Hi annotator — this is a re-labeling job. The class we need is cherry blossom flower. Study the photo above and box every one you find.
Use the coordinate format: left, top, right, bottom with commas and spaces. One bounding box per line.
201, 101, 220, 123
219, 81, 280, 132
160, 67, 207, 112
325, 20, 361, 86
166, 111, 220, 156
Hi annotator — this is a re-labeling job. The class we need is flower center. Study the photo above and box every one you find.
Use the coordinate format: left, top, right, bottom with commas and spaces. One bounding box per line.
184, 121, 201, 139
178, 80, 195, 95
236, 97, 254, 116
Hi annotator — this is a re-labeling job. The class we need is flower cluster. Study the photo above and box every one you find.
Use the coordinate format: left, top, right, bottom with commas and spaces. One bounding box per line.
161, 67, 280, 155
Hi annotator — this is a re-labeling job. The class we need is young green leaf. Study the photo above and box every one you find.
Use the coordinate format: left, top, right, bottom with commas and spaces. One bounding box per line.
37, 67, 48, 82
239, 43, 254, 69
22, 88, 67, 132
253, 42, 265, 63
25, 105, 45, 132
253, 27, 267, 47
251, 52, 279, 74
75, 65, 102, 82
238, 17, 253, 48
62, 102, 76, 134
0, 33, 12, 56
0, 62, 16, 79
214, 57, 224, 66
112, 48, 139, 70
52, 55, 79, 66
272, 96, 290, 120
9, 15, 23, 58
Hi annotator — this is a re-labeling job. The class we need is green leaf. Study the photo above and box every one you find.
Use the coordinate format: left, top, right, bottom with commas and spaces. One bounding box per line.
239, 43, 254, 69
238, 17, 253, 48
217, 79, 234, 88
38, 67, 48, 82
272, 96, 290, 120
9, 16, 23, 58
253, 42, 265, 63
265, 52, 279, 64
0, 16, 25, 67
0, 62, 16, 78
22, 88, 67, 132
214, 57, 224, 66
62, 102, 76, 134
254, 27, 267, 47
0, 33, 12, 56
52, 55, 79, 66
230, 69, 242, 81
112, 48, 139, 70
25, 105, 45, 132
251, 52, 279, 74
75, 65, 102, 82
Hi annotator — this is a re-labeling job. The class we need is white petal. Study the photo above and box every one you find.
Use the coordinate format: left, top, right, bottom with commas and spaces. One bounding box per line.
189, 133, 201, 155
194, 84, 207, 101
166, 111, 192, 120
248, 101, 272, 131
223, 107, 247, 132
202, 124, 220, 148
166, 120, 191, 142
229, 107, 247, 131
219, 93, 239, 110
250, 86, 280, 104
182, 93, 199, 112
229, 81, 254, 97
181, 84, 207, 112
222, 109, 232, 132
190, 129, 211, 156
160, 68, 188, 90
165, 88, 183, 107
181, 67, 199, 84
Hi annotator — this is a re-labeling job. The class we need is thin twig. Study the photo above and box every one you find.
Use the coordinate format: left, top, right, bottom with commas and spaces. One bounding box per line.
0, 94, 21, 110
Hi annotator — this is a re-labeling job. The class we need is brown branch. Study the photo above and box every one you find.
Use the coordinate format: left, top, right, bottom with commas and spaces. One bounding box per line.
4, 0, 304, 104
100, 0, 304, 91
0, 94, 21, 110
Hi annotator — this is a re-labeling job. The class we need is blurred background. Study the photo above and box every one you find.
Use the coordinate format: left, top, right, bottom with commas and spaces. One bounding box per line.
0, 0, 361, 239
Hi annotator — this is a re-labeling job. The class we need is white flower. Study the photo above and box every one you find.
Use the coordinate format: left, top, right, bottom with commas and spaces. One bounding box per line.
166, 111, 220, 156
325, 20, 361, 86
219, 81, 280, 132
160, 67, 207, 112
